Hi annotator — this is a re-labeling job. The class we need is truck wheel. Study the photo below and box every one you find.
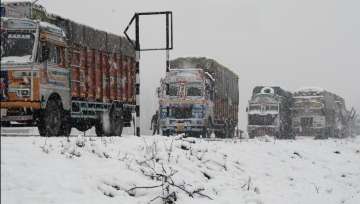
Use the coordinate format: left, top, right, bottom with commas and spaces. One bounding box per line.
59, 112, 72, 136
38, 98, 62, 136
95, 122, 104, 136
110, 108, 123, 136
214, 131, 223, 138
162, 129, 170, 136
76, 122, 92, 132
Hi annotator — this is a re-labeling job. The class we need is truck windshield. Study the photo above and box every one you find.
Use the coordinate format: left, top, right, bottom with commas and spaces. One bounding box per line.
1, 31, 35, 62
294, 98, 323, 109
186, 83, 203, 97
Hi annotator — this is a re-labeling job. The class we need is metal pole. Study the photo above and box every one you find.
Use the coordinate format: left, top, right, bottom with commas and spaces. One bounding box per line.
166, 14, 170, 72
166, 50, 170, 72
135, 15, 140, 137
30, 0, 40, 18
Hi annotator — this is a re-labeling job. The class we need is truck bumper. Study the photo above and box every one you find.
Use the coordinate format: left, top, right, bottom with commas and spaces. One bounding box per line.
1, 101, 40, 123
0, 101, 41, 109
162, 126, 204, 134
293, 127, 326, 137
247, 125, 279, 137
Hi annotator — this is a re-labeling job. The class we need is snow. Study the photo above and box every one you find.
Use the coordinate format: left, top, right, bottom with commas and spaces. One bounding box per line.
1, 55, 32, 64
295, 87, 325, 94
248, 110, 279, 115
39, 21, 66, 37
293, 95, 324, 99
2, 133, 360, 204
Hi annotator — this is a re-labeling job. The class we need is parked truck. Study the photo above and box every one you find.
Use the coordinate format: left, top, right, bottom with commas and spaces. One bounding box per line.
291, 87, 354, 139
0, 2, 136, 136
247, 86, 293, 139
157, 57, 239, 138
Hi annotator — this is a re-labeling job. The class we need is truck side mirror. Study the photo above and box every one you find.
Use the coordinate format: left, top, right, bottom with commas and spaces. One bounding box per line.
246, 107, 249, 112
41, 46, 50, 62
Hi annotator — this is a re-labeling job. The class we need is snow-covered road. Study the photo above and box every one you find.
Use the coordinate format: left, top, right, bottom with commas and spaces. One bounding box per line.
1, 134, 360, 204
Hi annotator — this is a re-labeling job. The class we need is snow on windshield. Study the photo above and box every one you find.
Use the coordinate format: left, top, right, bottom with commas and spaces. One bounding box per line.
0, 31, 35, 63
295, 87, 325, 94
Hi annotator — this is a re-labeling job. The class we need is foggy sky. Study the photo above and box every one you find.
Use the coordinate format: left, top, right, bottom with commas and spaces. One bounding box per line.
5, 0, 359, 133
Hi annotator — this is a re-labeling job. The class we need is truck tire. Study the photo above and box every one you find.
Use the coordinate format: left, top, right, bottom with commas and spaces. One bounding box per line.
95, 122, 104, 136
38, 98, 62, 136
162, 129, 170, 136
76, 122, 92, 132
215, 131, 225, 138
110, 108, 123, 136
59, 111, 72, 136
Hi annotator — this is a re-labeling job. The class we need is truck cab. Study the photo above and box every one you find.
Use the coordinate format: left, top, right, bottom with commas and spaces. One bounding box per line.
158, 68, 215, 137
1, 17, 70, 130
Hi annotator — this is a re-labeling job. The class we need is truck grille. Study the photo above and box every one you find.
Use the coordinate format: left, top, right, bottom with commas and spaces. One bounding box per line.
172, 107, 192, 119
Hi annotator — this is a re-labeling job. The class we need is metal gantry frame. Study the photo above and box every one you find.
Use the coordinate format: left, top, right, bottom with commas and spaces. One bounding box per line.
124, 11, 173, 136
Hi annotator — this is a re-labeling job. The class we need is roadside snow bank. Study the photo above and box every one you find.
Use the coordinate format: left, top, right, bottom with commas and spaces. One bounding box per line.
2, 135, 360, 204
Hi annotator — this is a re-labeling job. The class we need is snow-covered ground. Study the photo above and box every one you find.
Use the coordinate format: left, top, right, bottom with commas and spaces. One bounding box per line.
1, 132, 360, 204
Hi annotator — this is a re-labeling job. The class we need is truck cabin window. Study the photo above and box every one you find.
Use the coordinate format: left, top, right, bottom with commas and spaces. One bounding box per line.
187, 87, 202, 96
0, 31, 35, 59
48, 44, 62, 65
186, 83, 203, 97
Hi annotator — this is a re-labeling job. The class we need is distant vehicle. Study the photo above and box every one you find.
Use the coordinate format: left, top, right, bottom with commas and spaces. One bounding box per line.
0, 2, 136, 136
291, 87, 354, 138
157, 57, 239, 138
247, 86, 293, 139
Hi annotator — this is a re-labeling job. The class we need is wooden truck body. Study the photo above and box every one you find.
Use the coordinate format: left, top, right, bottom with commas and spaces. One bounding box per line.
1, 2, 135, 136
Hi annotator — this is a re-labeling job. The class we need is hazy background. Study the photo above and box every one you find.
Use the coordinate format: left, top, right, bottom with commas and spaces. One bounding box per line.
6, 0, 359, 134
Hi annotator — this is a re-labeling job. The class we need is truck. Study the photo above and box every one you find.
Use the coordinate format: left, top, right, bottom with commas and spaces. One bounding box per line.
247, 86, 293, 139
291, 87, 353, 139
157, 57, 239, 138
0, 2, 136, 136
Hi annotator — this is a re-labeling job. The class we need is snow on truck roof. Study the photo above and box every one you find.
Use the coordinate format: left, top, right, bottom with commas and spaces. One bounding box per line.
170, 57, 238, 79
1, 17, 37, 29
39, 21, 65, 37
1, 17, 65, 37
295, 87, 325, 93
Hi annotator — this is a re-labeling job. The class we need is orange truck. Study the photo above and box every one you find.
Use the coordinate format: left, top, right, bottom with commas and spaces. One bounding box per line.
0, 2, 136, 136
